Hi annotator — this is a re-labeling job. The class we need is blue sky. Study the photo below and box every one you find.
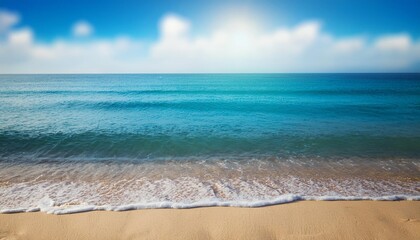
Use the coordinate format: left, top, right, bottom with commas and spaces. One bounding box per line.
1, 0, 420, 73
3, 0, 420, 41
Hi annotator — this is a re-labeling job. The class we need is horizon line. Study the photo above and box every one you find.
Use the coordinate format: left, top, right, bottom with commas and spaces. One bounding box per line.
1, 72, 420, 75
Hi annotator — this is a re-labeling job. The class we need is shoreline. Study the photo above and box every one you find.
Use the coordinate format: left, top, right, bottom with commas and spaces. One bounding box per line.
1, 195, 420, 215
1, 201, 419, 240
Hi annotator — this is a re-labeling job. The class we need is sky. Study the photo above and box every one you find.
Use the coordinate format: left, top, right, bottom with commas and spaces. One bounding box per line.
1, 0, 420, 73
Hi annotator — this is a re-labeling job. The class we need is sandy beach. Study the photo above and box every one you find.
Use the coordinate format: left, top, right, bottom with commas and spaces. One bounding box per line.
1, 201, 419, 240
1, 0, 420, 237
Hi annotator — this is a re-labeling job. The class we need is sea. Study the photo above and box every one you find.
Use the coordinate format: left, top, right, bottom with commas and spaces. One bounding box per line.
0, 73, 419, 214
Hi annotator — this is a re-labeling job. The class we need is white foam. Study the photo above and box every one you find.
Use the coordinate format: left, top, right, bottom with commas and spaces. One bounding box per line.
1, 161, 419, 214
1, 194, 419, 215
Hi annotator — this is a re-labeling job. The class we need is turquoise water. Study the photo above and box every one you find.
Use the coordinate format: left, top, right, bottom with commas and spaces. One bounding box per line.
1, 73, 420, 160
0, 74, 419, 213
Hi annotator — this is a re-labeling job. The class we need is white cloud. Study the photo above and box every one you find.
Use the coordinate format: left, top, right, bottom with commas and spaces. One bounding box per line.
8, 28, 33, 45
0, 9, 19, 33
72, 21, 94, 37
374, 34, 411, 52
1, 12, 420, 73
333, 38, 365, 53
149, 15, 420, 72
160, 14, 190, 39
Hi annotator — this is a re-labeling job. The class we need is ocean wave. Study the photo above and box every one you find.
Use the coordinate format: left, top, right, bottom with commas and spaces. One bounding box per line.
1, 74, 419, 215
1, 163, 418, 215
1, 132, 420, 160
1, 195, 419, 215
2, 89, 420, 96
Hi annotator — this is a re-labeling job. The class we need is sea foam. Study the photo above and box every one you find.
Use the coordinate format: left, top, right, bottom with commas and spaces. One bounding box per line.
1, 195, 419, 215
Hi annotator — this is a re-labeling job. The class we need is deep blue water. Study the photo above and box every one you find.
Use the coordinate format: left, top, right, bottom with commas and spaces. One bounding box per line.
1, 73, 420, 162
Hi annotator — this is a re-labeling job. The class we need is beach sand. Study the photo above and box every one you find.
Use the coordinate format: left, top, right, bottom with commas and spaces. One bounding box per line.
1, 201, 419, 240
